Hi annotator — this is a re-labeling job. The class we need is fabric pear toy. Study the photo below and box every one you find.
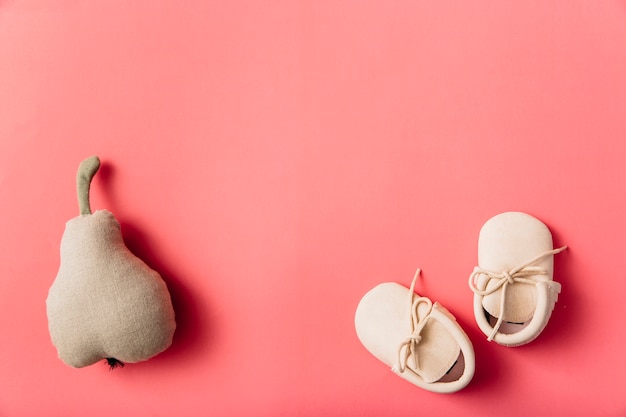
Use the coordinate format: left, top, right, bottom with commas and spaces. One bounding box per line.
47, 156, 176, 368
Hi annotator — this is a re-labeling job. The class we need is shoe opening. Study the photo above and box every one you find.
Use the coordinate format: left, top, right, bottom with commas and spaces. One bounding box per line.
436, 351, 465, 383
484, 308, 531, 334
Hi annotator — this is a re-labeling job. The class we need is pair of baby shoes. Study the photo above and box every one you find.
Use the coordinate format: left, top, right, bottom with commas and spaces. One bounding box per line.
354, 212, 567, 393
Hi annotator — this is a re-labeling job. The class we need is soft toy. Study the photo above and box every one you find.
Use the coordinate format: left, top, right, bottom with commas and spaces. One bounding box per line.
47, 156, 176, 368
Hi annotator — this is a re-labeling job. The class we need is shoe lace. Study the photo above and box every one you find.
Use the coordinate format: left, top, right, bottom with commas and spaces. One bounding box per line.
393, 269, 434, 374
468, 246, 567, 341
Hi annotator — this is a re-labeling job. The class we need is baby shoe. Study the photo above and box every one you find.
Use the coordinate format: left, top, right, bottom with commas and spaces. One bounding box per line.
468, 212, 567, 346
355, 270, 475, 393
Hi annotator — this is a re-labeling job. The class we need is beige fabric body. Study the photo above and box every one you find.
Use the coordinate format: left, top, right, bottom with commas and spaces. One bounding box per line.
47, 210, 176, 368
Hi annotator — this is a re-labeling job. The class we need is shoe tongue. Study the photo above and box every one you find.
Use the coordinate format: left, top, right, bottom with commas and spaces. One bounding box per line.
408, 305, 461, 383
481, 280, 537, 323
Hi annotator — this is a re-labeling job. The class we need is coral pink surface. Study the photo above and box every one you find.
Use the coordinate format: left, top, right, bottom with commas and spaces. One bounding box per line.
1, 1, 625, 416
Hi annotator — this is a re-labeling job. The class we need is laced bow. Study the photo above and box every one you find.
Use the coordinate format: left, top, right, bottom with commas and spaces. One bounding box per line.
393, 269, 434, 374
468, 246, 567, 341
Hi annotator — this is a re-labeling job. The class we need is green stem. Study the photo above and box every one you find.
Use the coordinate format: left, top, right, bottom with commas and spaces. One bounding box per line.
76, 156, 101, 215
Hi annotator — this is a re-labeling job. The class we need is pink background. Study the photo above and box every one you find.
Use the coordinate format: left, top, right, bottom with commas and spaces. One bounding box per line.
1, 1, 625, 416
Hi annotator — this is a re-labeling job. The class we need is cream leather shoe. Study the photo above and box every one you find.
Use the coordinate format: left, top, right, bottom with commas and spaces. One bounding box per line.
355, 270, 475, 393
469, 212, 567, 346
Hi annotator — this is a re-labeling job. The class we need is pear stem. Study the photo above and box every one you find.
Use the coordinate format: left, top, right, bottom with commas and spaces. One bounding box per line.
76, 156, 101, 215
105, 358, 125, 370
